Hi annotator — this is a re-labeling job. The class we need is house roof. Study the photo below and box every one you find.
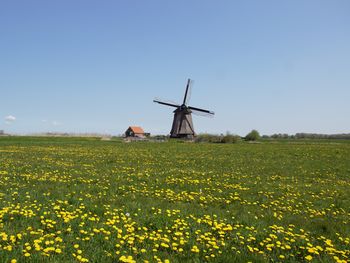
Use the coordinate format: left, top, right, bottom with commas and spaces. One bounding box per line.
128, 126, 145, 134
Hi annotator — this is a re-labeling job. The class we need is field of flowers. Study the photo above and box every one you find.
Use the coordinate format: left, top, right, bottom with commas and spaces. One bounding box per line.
0, 136, 349, 262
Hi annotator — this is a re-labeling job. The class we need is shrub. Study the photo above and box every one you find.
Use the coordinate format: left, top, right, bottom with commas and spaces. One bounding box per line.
245, 130, 260, 141
221, 134, 241, 143
195, 133, 240, 143
195, 134, 221, 143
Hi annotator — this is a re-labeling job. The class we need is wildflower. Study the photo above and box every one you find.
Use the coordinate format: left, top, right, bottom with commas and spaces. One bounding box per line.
191, 245, 200, 253
161, 242, 169, 248
119, 255, 135, 263
305, 255, 313, 261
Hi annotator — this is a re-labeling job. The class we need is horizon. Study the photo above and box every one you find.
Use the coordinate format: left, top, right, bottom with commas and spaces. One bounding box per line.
1, 1, 349, 135
2, 130, 350, 138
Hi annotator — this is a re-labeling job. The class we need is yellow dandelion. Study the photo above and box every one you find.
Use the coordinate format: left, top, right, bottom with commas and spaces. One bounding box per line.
305, 255, 313, 261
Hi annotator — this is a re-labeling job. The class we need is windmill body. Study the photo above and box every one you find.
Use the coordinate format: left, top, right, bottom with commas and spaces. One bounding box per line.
153, 79, 214, 139
170, 107, 195, 138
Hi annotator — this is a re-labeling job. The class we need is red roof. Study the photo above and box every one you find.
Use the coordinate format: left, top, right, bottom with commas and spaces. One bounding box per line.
129, 126, 145, 134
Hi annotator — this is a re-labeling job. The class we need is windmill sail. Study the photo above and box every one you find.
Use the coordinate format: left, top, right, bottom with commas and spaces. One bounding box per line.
188, 106, 214, 115
191, 109, 214, 118
153, 99, 180, 108
183, 79, 193, 105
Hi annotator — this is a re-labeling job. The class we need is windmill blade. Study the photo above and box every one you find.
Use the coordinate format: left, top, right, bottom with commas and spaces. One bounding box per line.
188, 106, 214, 115
191, 109, 215, 118
183, 79, 193, 105
153, 98, 180, 108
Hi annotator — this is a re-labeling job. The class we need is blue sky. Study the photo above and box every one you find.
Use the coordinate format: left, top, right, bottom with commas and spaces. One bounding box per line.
1, 0, 349, 136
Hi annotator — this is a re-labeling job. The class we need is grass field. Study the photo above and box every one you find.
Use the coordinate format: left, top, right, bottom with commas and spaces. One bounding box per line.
0, 137, 349, 262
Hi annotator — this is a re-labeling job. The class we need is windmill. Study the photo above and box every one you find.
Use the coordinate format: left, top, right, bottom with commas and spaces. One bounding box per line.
153, 79, 214, 139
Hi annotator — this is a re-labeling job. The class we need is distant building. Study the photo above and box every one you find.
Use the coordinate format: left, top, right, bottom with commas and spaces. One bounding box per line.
0, 130, 4, 135
125, 126, 146, 138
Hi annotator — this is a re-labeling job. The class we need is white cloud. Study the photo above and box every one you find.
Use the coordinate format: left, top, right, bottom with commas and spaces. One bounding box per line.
5, 115, 16, 124
52, 121, 61, 126
5, 115, 16, 121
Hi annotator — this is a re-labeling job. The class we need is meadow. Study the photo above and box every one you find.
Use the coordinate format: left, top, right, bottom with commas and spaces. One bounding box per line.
0, 137, 349, 262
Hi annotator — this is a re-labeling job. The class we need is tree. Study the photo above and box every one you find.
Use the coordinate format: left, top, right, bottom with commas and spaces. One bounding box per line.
245, 129, 260, 141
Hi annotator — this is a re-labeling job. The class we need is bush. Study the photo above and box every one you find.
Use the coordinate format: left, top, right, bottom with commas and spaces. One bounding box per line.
245, 130, 260, 141
195, 134, 221, 143
195, 133, 240, 144
221, 134, 241, 143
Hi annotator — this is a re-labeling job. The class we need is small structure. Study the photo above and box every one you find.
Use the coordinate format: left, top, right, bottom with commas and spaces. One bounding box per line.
125, 126, 146, 138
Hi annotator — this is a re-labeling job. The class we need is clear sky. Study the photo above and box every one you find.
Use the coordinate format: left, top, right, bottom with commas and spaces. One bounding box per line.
1, 0, 349, 136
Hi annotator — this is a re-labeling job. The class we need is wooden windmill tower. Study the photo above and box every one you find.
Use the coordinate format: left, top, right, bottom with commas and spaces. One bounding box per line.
153, 79, 214, 139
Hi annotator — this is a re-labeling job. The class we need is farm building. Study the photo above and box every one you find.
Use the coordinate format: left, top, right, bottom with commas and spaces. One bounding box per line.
125, 126, 146, 138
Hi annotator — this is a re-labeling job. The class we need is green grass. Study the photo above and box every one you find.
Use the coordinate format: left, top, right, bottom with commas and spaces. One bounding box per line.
0, 136, 349, 262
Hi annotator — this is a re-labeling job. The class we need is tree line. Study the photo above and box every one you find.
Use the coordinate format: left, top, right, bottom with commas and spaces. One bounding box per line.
196, 130, 350, 143
270, 133, 350, 140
